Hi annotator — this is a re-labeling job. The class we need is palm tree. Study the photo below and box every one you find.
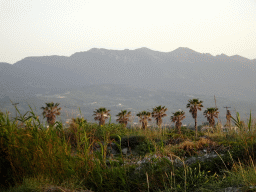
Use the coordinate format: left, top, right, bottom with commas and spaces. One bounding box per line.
136, 111, 152, 130
203, 108, 219, 127
41, 102, 61, 126
171, 111, 186, 134
186, 99, 203, 138
116, 110, 131, 127
152, 105, 168, 128
93, 107, 110, 126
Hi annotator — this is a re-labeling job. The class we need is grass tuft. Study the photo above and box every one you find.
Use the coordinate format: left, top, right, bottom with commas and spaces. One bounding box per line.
1, 107, 256, 191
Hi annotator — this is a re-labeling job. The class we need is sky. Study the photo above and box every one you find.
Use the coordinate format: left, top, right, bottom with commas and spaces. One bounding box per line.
1, 0, 256, 64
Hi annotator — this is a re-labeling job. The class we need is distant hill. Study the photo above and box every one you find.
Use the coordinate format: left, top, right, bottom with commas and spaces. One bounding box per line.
1, 47, 256, 125
1, 47, 256, 101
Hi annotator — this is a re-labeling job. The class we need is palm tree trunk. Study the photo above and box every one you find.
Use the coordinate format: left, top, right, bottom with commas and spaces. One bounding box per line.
100, 116, 105, 126
145, 121, 148, 129
178, 121, 181, 134
211, 115, 215, 127
158, 118, 162, 128
99, 119, 104, 126
212, 119, 215, 127
195, 117, 197, 138
48, 117, 55, 127
176, 121, 180, 134
142, 120, 148, 130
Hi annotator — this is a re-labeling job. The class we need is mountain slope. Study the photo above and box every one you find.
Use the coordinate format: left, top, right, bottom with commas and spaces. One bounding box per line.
1, 47, 256, 101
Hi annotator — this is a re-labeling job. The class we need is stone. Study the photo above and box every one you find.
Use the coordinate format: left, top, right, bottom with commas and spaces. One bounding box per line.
122, 148, 128, 155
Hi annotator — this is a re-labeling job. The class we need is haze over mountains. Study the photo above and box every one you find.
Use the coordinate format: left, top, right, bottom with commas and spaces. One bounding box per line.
1, 47, 256, 125
1, 47, 256, 100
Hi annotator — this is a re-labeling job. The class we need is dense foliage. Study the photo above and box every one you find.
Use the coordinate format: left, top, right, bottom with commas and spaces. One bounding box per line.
1, 106, 256, 191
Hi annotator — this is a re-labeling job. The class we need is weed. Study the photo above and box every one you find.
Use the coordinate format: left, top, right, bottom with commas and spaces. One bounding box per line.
1, 107, 256, 191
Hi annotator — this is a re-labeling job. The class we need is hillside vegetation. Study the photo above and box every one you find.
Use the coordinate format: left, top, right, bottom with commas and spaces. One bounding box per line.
1, 104, 256, 192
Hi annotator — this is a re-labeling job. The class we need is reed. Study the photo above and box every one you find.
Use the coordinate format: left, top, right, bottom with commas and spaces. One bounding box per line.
1, 107, 256, 191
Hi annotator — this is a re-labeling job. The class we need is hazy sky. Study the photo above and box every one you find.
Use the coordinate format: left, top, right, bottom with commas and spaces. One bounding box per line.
1, 0, 256, 64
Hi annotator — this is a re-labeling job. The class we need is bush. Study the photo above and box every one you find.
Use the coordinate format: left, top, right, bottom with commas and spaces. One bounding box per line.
110, 135, 146, 149
172, 147, 187, 157
0, 149, 15, 189
168, 127, 204, 142
134, 140, 156, 156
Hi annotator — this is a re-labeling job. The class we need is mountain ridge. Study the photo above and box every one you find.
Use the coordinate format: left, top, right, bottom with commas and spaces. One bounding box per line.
2, 47, 255, 65
1, 47, 256, 102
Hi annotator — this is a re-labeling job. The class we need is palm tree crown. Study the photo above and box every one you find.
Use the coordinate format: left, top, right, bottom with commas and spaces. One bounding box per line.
116, 110, 131, 127
93, 107, 110, 126
41, 102, 61, 126
186, 99, 203, 137
171, 111, 185, 134
136, 111, 152, 129
152, 105, 168, 128
203, 107, 219, 127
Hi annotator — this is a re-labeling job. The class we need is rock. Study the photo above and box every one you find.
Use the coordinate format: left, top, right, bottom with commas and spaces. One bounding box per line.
122, 148, 128, 155
249, 186, 256, 189
111, 148, 118, 155
221, 187, 241, 192
184, 151, 222, 166
185, 156, 197, 165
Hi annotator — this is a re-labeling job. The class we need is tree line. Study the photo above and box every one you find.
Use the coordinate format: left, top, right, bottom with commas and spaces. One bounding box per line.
41, 99, 219, 138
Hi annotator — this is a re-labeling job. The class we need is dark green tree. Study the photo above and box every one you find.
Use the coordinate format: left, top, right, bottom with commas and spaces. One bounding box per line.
171, 111, 186, 134
93, 107, 110, 126
116, 110, 131, 127
204, 107, 219, 127
41, 102, 61, 126
137, 111, 152, 130
152, 105, 168, 128
186, 99, 203, 138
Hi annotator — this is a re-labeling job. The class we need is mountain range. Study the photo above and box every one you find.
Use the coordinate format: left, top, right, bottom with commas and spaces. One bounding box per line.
1, 47, 256, 100
1, 47, 256, 125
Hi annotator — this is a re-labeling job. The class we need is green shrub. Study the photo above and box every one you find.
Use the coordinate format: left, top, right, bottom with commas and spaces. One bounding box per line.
168, 127, 205, 142
0, 149, 15, 189
168, 133, 186, 145
172, 147, 187, 157
134, 140, 156, 156
110, 135, 146, 149
175, 165, 213, 190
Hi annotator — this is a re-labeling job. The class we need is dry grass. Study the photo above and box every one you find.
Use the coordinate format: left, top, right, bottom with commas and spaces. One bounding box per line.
3, 107, 256, 192
179, 140, 195, 151
196, 137, 218, 150
43, 186, 93, 192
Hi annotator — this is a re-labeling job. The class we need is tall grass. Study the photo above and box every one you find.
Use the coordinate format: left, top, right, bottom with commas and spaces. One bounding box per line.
1, 107, 256, 191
